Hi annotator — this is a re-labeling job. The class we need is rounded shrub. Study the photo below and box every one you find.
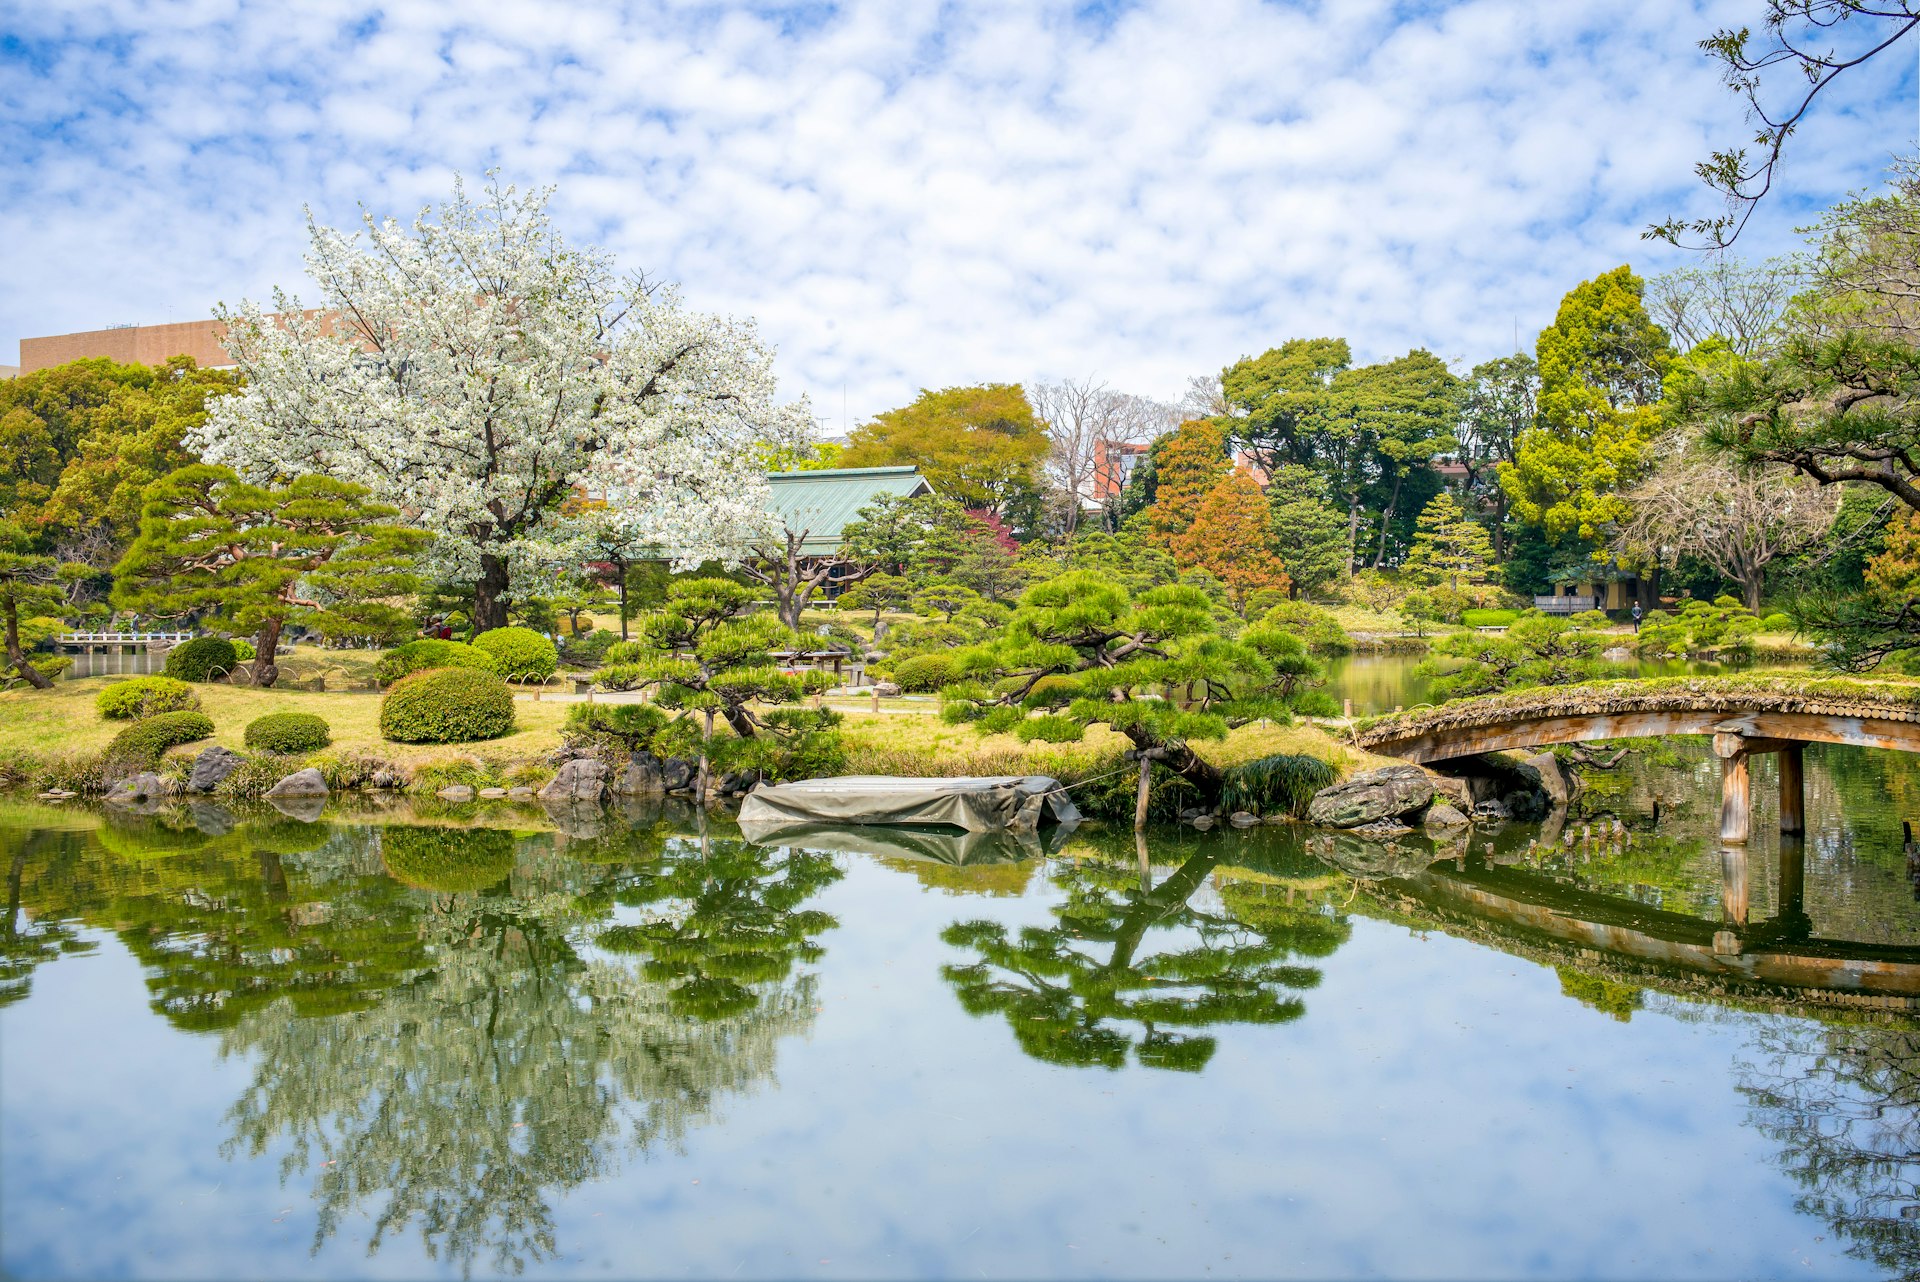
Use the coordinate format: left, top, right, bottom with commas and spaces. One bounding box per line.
891, 653, 955, 693
381, 825, 516, 893
379, 667, 516, 744
375, 638, 498, 685
244, 711, 333, 754
231, 637, 256, 661
1760, 613, 1794, 632
471, 626, 559, 682
107, 710, 216, 764
96, 676, 200, 720
163, 637, 239, 682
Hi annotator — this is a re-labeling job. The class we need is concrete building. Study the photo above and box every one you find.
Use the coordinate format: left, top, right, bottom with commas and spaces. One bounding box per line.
20, 319, 238, 373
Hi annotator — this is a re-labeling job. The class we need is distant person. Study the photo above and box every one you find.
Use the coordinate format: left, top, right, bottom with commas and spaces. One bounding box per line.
1631, 602, 1643, 633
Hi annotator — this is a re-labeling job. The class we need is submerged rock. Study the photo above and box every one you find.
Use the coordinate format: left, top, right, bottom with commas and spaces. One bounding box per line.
1306, 765, 1434, 829
476, 787, 508, 799
1229, 811, 1260, 828
660, 757, 696, 794
436, 785, 476, 802
611, 752, 664, 797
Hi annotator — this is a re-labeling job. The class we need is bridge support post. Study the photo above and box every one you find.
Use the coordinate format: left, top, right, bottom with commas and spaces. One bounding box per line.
1778, 742, 1805, 836
1714, 733, 1752, 845
1720, 844, 1750, 928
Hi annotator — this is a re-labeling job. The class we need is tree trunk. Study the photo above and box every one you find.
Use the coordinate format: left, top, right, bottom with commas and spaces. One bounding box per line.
697, 709, 715, 803
1133, 753, 1153, 833
722, 704, 757, 739
615, 558, 631, 642
1344, 493, 1363, 578
777, 576, 805, 631
3, 600, 50, 690
1490, 495, 1509, 557
252, 617, 284, 688
1638, 566, 1662, 611
1125, 731, 1225, 806
1742, 568, 1763, 614
1372, 473, 1402, 568
473, 553, 511, 632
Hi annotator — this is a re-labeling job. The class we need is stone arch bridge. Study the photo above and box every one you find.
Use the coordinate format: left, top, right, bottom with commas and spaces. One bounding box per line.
1351, 680, 1920, 844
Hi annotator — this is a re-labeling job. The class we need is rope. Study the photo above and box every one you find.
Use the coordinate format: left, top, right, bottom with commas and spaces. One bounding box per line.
1043, 763, 1150, 795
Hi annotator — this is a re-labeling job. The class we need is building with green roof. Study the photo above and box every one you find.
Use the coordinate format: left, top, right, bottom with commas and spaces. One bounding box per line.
763, 466, 933, 555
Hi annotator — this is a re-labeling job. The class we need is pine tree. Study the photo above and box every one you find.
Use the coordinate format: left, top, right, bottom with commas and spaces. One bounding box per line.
1403, 491, 1496, 588
112, 465, 430, 687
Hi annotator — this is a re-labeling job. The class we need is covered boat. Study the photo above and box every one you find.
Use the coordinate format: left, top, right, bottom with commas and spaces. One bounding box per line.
736, 775, 1081, 835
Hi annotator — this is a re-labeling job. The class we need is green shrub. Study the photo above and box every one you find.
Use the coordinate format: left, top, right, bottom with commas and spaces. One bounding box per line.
382, 826, 517, 893
1760, 613, 1794, 632
1258, 601, 1353, 654
376, 638, 498, 684
594, 663, 649, 692
379, 667, 516, 744
891, 653, 954, 692
106, 710, 216, 765
244, 711, 333, 754
164, 637, 239, 682
96, 676, 200, 720
1461, 608, 1520, 628
603, 640, 644, 665
471, 626, 559, 681
231, 637, 256, 661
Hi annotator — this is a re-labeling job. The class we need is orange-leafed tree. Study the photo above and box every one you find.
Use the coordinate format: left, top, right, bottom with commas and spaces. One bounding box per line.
1170, 472, 1291, 613
1142, 419, 1231, 549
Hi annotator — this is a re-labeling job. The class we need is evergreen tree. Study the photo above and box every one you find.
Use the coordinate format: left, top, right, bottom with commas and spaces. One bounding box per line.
112, 465, 429, 687
1404, 491, 1495, 588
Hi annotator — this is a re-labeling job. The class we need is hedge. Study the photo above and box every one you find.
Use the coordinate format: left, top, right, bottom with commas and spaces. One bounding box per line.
379, 667, 517, 744
163, 637, 238, 682
381, 825, 517, 893
375, 638, 498, 685
471, 626, 559, 681
244, 711, 333, 754
891, 653, 955, 693
96, 677, 200, 720
106, 710, 216, 764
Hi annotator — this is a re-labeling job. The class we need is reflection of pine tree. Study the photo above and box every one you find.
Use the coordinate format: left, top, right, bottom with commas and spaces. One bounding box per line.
1738, 1021, 1920, 1280
940, 848, 1344, 1072
597, 833, 841, 1020
1, 830, 97, 1006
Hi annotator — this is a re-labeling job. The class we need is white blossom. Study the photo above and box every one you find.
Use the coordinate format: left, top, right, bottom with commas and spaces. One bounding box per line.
192, 174, 808, 622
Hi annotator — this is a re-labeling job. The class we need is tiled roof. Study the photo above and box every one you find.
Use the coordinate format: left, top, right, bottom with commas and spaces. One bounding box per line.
765, 466, 933, 554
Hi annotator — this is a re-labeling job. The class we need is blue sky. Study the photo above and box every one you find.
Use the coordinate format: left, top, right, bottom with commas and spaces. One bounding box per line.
0, 0, 1914, 422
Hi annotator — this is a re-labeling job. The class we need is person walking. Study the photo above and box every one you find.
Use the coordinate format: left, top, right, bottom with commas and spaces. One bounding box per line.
1631, 601, 1643, 633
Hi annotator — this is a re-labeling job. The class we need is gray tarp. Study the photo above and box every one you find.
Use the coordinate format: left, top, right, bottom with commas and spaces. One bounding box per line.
735, 775, 1081, 834
734, 820, 1076, 865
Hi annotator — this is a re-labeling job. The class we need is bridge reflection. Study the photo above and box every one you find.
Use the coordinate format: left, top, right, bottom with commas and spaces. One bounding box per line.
1328, 836, 1920, 1014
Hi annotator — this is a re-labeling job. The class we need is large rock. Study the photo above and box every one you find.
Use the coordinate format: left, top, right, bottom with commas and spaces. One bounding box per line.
610, 752, 664, 797
436, 785, 476, 802
265, 767, 328, 799
660, 757, 696, 794
188, 745, 245, 794
1306, 765, 1435, 829
1428, 776, 1472, 810
1423, 802, 1470, 831
538, 758, 607, 804
104, 771, 168, 806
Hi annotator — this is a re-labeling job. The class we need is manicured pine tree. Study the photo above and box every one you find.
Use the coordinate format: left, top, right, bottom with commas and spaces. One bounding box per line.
112, 464, 431, 687
1403, 491, 1496, 589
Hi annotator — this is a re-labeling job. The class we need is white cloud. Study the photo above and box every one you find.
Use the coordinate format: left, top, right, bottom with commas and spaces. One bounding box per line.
0, 0, 1913, 421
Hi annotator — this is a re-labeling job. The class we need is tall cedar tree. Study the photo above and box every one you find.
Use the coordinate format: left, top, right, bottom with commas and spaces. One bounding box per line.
1403, 491, 1496, 589
1141, 419, 1231, 549
1169, 472, 1292, 612
113, 465, 431, 687
938, 571, 1321, 805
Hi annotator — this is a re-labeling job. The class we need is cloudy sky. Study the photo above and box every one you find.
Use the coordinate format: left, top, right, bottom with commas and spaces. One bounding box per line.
2, 0, 1913, 425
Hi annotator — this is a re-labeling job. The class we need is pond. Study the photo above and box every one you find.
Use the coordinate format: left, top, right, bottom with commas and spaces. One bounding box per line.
4, 730, 1920, 1280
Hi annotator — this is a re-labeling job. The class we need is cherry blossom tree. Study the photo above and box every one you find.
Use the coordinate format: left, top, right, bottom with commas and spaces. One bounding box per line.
192, 175, 810, 630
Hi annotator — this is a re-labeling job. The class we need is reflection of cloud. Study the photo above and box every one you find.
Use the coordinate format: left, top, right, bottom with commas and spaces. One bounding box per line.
0, 849, 1884, 1277
3, 1, 1912, 414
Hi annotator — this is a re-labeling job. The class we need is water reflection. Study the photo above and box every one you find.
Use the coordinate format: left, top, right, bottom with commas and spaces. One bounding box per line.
936, 833, 1348, 1072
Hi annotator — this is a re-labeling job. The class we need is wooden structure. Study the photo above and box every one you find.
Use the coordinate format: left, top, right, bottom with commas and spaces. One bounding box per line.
1355, 683, 1920, 845
54, 631, 192, 654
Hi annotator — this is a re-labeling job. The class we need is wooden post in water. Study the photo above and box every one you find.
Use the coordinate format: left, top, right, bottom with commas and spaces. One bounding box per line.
1720, 843, 1750, 928
1777, 833, 1807, 934
1778, 742, 1805, 835
1714, 733, 1752, 844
